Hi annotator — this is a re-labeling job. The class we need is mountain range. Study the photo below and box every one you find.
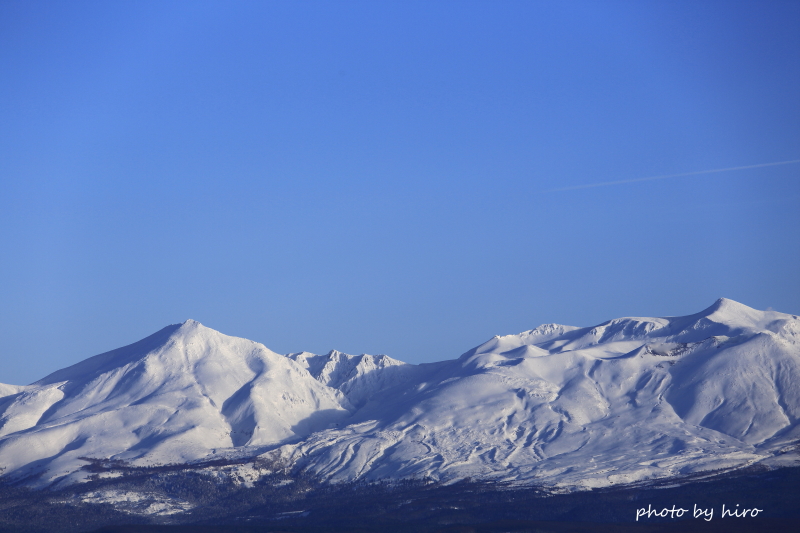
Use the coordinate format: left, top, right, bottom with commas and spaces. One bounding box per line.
1, 298, 799, 492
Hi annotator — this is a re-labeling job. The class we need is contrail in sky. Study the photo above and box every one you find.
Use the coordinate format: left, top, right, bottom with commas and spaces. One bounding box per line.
547, 158, 800, 192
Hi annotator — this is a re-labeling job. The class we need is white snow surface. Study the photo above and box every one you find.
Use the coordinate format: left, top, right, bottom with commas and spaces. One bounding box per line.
79, 490, 193, 515
0, 320, 351, 486
1, 299, 799, 491
288, 350, 414, 408
0, 383, 27, 399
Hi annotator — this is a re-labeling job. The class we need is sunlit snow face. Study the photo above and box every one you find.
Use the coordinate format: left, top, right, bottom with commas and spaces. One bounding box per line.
1, 299, 798, 492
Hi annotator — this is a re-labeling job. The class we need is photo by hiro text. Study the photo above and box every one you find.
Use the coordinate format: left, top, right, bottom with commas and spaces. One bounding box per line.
636, 504, 763, 522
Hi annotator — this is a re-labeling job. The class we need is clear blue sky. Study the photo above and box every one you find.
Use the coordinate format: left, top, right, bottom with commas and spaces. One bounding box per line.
2, 0, 798, 385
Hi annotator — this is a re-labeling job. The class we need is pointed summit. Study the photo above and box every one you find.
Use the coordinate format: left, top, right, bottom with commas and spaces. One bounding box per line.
33, 320, 231, 387
0, 321, 352, 486
696, 297, 763, 326
177, 318, 206, 330
703, 297, 756, 314
170, 319, 217, 339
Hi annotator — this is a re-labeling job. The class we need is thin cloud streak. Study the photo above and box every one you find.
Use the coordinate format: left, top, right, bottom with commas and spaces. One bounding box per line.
547, 159, 800, 192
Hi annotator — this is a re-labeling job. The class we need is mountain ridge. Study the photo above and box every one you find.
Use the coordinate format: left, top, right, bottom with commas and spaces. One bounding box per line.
1, 298, 799, 491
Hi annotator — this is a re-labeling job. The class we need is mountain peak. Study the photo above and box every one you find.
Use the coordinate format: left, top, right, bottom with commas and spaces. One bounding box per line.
708, 297, 751, 312
174, 319, 211, 334
4, 300, 799, 492
698, 297, 761, 323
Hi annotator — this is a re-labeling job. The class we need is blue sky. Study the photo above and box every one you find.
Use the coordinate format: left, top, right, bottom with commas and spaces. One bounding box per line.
1, 0, 799, 385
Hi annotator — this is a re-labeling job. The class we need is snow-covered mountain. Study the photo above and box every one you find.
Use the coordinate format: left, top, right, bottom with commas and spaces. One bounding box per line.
288, 350, 415, 408
1, 299, 799, 491
0, 321, 353, 486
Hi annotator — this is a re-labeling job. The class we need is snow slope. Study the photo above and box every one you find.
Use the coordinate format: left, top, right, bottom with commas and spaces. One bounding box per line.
0, 321, 351, 486
0, 384, 26, 398
288, 350, 416, 408
1, 299, 798, 491
274, 299, 800, 489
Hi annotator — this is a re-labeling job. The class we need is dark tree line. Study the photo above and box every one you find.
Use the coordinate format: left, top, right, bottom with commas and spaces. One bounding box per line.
1, 462, 799, 533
